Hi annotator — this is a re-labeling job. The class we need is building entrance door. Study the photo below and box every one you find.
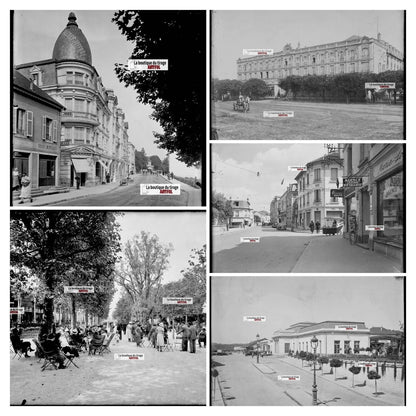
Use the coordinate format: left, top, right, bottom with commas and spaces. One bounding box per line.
314, 211, 321, 223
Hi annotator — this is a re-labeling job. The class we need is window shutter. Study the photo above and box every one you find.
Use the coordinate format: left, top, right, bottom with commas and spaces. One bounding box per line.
42, 116, 46, 140
26, 111, 33, 137
13, 107, 17, 134
52, 120, 58, 142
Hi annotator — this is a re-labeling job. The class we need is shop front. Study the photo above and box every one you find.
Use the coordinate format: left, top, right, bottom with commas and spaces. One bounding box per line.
370, 145, 404, 264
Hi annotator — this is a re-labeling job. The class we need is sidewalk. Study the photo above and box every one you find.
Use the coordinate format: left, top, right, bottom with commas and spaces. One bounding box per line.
14, 181, 122, 207
292, 235, 403, 273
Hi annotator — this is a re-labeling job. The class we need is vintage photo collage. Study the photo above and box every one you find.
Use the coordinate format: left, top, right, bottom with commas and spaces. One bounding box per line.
10, 10, 405, 407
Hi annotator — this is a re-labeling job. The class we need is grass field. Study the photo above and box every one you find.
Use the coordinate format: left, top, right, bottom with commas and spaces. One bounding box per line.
212, 100, 404, 140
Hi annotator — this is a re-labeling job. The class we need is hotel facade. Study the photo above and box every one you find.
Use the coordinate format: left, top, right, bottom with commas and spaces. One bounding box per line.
237, 34, 404, 96
15, 13, 135, 188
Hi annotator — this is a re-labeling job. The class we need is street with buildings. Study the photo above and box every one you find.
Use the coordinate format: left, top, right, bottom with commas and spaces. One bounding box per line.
211, 276, 405, 406
212, 143, 404, 273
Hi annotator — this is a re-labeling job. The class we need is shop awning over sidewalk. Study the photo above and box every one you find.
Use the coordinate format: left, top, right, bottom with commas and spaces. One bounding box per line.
72, 158, 90, 173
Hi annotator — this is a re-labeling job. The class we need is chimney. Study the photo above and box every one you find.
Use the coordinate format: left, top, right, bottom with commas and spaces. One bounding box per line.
377, 32, 381, 41
29, 78, 34, 90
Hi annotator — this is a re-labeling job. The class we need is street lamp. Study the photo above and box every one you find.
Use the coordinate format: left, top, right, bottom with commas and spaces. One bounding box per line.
311, 335, 319, 405
256, 333, 260, 364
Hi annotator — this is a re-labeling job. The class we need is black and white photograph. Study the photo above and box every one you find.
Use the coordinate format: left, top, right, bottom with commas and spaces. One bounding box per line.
10, 211, 206, 405
211, 143, 404, 273
12, 10, 205, 206
211, 275, 405, 406
211, 10, 404, 140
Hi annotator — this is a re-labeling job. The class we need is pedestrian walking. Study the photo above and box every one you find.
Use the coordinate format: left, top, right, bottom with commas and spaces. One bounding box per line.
133, 322, 142, 347
156, 323, 165, 352
309, 220, 315, 234
178, 323, 190, 352
75, 175, 81, 189
315, 221, 321, 234
198, 327, 206, 348
189, 321, 198, 353
126, 322, 133, 342
18, 173, 32, 204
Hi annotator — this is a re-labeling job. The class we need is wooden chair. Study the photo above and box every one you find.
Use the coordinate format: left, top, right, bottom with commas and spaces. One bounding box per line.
99, 333, 115, 355
10, 340, 23, 360
32, 339, 59, 371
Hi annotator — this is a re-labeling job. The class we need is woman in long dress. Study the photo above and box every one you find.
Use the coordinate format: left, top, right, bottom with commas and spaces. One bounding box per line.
19, 173, 32, 204
156, 323, 165, 352
133, 322, 142, 347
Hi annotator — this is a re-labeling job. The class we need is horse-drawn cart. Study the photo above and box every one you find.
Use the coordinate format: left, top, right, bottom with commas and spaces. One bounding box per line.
233, 99, 249, 112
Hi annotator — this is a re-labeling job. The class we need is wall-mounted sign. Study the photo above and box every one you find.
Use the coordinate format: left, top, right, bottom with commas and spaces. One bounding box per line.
343, 177, 362, 187
330, 189, 344, 198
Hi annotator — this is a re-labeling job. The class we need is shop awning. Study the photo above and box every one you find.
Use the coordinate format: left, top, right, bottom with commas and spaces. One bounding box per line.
71, 158, 90, 173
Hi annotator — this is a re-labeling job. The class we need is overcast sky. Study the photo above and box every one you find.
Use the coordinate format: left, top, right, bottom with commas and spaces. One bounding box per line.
212, 10, 405, 79
13, 10, 200, 177
212, 143, 334, 212
109, 211, 205, 317
212, 276, 404, 344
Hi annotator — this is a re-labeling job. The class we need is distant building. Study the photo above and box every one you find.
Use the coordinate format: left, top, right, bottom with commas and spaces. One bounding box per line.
253, 210, 270, 225
272, 321, 371, 355
16, 12, 134, 188
128, 142, 136, 175
278, 183, 298, 229
295, 151, 344, 229
13, 70, 64, 191
237, 34, 404, 96
269, 196, 281, 227
230, 199, 254, 228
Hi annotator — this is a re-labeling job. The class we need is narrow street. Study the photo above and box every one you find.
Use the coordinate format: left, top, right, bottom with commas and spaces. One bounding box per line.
212, 354, 404, 406
40, 174, 201, 207
212, 225, 402, 273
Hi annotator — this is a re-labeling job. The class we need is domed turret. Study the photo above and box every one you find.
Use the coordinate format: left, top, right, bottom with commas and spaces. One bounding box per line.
52, 12, 92, 65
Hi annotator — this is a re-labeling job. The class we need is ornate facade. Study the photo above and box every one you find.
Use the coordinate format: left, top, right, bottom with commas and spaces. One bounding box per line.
237, 34, 404, 96
16, 12, 134, 187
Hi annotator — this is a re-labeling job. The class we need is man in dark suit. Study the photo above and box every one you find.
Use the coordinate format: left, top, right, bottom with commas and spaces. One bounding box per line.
189, 322, 198, 353
178, 323, 190, 352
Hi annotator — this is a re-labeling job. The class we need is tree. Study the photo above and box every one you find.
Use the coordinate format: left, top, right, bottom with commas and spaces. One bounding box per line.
211, 191, 233, 226
349, 366, 362, 387
330, 358, 343, 379
135, 148, 148, 172
113, 11, 205, 167
149, 155, 163, 171
10, 212, 121, 331
241, 78, 269, 99
113, 291, 134, 323
318, 356, 329, 374
157, 245, 206, 318
115, 231, 173, 323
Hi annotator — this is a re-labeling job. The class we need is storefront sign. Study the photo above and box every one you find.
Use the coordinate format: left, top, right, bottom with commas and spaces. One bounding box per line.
335, 324, 357, 331
64, 286, 94, 293
330, 189, 344, 198
365, 225, 385, 231
240, 237, 260, 243
343, 177, 362, 187
243, 316, 266, 322
10, 307, 25, 315
162, 297, 193, 305
365, 82, 395, 89
373, 149, 402, 180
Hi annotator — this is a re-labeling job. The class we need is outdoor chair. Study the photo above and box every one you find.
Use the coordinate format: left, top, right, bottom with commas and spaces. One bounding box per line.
142, 336, 152, 348
89, 337, 105, 355
32, 339, 59, 371
10, 340, 23, 360
98, 332, 115, 355
63, 353, 79, 369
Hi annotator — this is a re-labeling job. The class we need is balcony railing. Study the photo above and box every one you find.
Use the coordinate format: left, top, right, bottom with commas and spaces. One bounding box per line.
62, 111, 98, 122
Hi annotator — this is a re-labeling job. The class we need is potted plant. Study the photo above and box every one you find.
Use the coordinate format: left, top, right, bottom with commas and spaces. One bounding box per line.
348, 366, 362, 387
330, 358, 343, 379
368, 370, 382, 395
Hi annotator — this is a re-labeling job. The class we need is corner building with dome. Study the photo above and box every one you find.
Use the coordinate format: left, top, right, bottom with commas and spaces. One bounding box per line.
16, 12, 134, 188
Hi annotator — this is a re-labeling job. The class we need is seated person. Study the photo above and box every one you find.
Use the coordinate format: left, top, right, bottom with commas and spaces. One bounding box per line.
89, 330, 105, 354
10, 325, 34, 357
41, 333, 66, 369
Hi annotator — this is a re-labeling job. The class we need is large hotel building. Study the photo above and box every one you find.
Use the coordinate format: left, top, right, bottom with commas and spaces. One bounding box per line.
237, 34, 404, 96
